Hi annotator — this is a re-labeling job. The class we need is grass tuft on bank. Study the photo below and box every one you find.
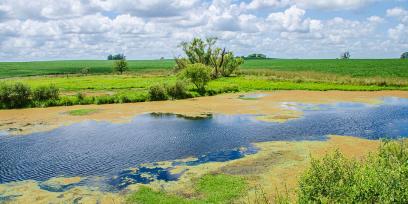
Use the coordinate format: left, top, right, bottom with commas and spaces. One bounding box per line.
127, 174, 247, 204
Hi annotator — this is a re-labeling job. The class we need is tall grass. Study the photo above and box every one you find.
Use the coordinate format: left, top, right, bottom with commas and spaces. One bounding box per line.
298, 140, 408, 203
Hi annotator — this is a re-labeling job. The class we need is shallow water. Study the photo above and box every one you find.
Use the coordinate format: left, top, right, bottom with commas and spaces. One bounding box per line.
1, 97, 408, 190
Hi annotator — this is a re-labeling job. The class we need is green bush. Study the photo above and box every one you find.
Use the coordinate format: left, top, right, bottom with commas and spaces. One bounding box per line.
113, 59, 129, 74
298, 140, 408, 203
181, 63, 212, 94
32, 85, 59, 101
0, 83, 32, 108
166, 81, 190, 100
148, 84, 168, 101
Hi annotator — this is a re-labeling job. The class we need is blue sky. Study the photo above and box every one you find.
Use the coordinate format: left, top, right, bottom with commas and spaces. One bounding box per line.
0, 0, 407, 61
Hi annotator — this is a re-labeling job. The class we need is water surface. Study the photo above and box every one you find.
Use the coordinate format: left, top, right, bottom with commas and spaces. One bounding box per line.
1, 97, 408, 190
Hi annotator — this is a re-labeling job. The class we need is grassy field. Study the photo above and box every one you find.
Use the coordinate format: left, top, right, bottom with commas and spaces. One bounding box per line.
1, 59, 407, 78
1, 59, 407, 109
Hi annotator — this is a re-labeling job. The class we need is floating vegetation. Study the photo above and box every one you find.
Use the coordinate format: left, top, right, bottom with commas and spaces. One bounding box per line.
239, 93, 269, 100
67, 108, 99, 116
109, 166, 183, 190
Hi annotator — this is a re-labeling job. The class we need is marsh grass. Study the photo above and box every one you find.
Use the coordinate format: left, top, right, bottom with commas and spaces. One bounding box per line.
127, 174, 247, 204
298, 139, 408, 203
238, 69, 408, 87
67, 109, 99, 116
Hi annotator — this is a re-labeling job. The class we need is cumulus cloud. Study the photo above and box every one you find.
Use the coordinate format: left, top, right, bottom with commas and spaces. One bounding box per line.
0, 0, 407, 60
294, 0, 377, 10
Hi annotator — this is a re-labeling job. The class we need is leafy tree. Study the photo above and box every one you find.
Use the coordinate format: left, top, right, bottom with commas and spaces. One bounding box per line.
113, 59, 128, 74
108, 54, 126, 60
181, 63, 212, 94
341, 51, 351, 59
176, 37, 244, 78
401, 52, 408, 59
246, 53, 267, 59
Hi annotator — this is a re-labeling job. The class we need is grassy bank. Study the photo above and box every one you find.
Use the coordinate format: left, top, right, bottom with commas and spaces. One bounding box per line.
127, 140, 408, 204
1, 74, 407, 109
1, 59, 407, 78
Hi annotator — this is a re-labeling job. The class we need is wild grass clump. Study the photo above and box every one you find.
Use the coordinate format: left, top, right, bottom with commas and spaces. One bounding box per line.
166, 81, 190, 100
149, 84, 168, 101
298, 140, 408, 203
0, 82, 31, 108
0, 83, 60, 108
127, 174, 247, 204
32, 85, 59, 101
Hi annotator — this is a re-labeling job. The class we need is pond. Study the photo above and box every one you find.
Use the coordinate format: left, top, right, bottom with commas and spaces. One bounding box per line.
1, 97, 408, 191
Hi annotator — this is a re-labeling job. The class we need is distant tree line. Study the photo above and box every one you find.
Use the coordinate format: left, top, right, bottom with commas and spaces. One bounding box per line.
402, 52, 408, 59
244, 53, 267, 59
107, 54, 126, 60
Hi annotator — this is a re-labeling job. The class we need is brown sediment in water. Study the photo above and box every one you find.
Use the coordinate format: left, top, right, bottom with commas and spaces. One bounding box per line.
1, 90, 408, 135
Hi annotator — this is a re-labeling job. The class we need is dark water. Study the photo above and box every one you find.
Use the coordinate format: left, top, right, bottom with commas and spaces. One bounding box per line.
1, 97, 408, 190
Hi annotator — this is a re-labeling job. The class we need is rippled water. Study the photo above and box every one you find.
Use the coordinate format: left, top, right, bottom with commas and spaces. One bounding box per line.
1, 97, 408, 190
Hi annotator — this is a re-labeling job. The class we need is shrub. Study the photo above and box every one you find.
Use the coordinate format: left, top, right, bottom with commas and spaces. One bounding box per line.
0, 83, 31, 108
149, 84, 168, 101
32, 85, 59, 101
80, 67, 90, 75
181, 63, 212, 94
113, 59, 128, 74
166, 81, 189, 100
76, 92, 85, 101
298, 140, 408, 203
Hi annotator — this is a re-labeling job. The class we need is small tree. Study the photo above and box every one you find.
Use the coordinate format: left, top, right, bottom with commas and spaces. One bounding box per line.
113, 59, 128, 74
176, 37, 244, 78
341, 51, 351, 59
80, 67, 90, 75
181, 63, 212, 94
401, 52, 408, 59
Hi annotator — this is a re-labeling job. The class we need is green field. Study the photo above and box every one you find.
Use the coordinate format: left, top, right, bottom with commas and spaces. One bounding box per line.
1, 59, 407, 78
1, 59, 408, 109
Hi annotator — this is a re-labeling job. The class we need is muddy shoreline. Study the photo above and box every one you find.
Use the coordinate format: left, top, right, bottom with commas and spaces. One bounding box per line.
1, 90, 408, 136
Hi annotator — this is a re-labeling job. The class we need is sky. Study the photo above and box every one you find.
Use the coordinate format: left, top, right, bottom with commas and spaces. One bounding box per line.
0, 0, 407, 61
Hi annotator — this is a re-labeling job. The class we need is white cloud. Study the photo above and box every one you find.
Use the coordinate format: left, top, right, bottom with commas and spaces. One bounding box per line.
0, 0, 406, 60
294, 0, 377, 10
267, 6, 314, 33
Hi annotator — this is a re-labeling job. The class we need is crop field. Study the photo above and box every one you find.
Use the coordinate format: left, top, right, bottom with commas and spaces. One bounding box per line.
1, 59, 407, 78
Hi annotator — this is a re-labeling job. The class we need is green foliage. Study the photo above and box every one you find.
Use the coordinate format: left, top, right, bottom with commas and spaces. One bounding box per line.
340, 51, 351, 59
197, 174, 247, 203
166, 81, 190, 100
32, 85, 59, 101
127, 174, 247, 204
298, 140, 408, 203
401, 52, 408, 59
178, 37, 244, 78
68, 109, 99, 116
181, 63, 212, 93
246, 53, 267, 59
113, 59, 129, 74
108, 54, 125, 60
80, 67, 90, 75
0, 82, 31, 108
149, 84, 168, 101
76, 92, 85, 101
